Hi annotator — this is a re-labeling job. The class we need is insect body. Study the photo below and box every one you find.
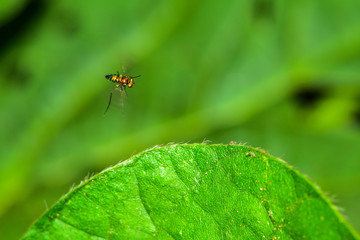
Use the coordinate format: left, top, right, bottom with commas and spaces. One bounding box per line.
104, 71, 141, 114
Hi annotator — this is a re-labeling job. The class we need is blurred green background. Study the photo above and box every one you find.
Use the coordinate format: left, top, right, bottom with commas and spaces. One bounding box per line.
1, 0, 360, 239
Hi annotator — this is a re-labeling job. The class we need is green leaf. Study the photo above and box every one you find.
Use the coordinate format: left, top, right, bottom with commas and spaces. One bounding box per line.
22, 144, 359, 239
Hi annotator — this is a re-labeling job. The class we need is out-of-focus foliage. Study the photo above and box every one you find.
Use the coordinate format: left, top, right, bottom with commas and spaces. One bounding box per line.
0, 0, 359, 239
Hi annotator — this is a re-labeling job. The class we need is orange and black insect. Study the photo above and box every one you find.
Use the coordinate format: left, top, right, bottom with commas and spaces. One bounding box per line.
104, 71, 141, 114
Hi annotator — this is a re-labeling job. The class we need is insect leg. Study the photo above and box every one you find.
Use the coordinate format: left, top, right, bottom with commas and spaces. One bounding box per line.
118, 86, 127, 114
104, 87, 119, 115
123, 86, 128, 97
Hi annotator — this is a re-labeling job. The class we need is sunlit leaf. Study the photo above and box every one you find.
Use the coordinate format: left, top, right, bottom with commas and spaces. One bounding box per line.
23, 144, 359, 239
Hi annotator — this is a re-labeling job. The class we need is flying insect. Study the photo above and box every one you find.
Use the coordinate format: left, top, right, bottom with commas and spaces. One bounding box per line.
104, 71, 141, 114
